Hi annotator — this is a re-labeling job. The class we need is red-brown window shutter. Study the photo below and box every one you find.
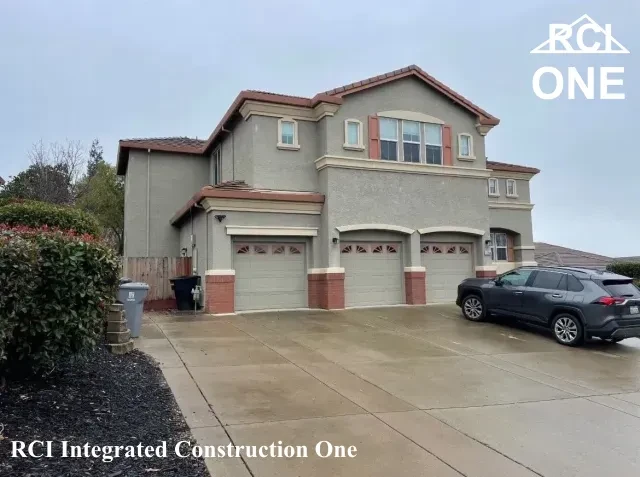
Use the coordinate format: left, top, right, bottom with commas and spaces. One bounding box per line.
368, 115, 380, 159
507, 235, 515, 262
443, 125, 453, 166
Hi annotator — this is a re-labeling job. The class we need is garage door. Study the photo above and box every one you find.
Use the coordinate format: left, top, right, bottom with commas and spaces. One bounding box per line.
234, 243, 306, 311
341, 242, 403, 307
421, 243, 473, 303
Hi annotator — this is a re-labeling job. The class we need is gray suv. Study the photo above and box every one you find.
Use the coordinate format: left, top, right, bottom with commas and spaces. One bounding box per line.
456, 266, 640, 346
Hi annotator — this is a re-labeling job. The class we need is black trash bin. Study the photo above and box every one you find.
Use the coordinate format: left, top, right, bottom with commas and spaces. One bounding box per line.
170, 275, 201, 311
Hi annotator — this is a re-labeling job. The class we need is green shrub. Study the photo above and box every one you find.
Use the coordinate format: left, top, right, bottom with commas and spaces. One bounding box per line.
0, 226, 119, 377
606, 262, 640, 280
0, 200, 100, 236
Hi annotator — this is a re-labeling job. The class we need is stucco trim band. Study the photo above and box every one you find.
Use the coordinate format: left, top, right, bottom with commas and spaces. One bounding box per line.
239, 99, 340, 122
315, 155, 492, 179
404, 266, 426, 272
518, 261, 538, 266
488, 202, 534, 210
202, 197, 322, 215
226, 226, 318, 237
489, 171, 537, 181
205, 269, 236, 276
418, 226, 485, 236
309, 267, 346, 274
336, 224, 414, 234
514, 245, 536, 250
475, 266, 498, 272
377, 110, 445, 125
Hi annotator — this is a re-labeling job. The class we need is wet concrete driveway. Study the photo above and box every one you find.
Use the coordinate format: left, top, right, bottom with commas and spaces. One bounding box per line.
139, 305, 640, 477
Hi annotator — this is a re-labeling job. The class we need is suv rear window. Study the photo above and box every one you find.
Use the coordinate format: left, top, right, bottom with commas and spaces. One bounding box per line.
601, 280, 640, 297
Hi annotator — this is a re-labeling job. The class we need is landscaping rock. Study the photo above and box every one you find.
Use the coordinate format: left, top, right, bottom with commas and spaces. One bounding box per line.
106, 340, 135, 355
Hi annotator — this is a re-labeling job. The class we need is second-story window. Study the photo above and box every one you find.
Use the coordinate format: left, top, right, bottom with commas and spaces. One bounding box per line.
488, 178, 499, 196
402, 120, 420, 163
424, 123, 442, 165
344, 119, 363, 149
506, 179, 517, 197
277, 118, 300, 150
211, 147, 221, 185
458, 134, 473, 159
380, 118, 398, 161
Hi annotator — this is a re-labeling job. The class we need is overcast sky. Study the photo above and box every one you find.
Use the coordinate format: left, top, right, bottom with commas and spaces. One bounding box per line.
0, 0, 637, 256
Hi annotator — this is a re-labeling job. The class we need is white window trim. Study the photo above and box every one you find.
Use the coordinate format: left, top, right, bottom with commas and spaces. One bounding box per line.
490, 232, 508, 262
401, 120, 421, 163
343, 119, 364, 151
277, 117, 300, 150
506, 179, 518, 198
379, 117, 399, 161
424, 123, 443, 165
488, 178, 500, 197
457, 133, 475, 160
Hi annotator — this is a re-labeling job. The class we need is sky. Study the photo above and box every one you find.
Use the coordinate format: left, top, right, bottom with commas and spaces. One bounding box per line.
0, 0, 638, 257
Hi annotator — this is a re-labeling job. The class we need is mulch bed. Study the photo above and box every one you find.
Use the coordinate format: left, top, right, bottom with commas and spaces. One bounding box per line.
0, 347, 208, 477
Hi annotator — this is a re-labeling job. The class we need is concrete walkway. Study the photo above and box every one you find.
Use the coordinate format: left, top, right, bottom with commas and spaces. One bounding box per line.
138, 306, 640, 477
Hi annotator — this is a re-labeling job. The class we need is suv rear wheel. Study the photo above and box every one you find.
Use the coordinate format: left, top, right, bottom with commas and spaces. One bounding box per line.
551, 314, 583, 346
462, 295, 485, 322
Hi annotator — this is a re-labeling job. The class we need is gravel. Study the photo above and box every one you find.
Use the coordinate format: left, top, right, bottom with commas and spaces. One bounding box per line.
0, 347, 208, 476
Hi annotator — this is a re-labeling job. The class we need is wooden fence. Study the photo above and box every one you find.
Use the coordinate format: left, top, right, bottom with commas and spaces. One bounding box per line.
122, 257, 192, 309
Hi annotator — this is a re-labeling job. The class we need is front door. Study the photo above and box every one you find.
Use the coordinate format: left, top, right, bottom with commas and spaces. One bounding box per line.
488, 269, 535, 314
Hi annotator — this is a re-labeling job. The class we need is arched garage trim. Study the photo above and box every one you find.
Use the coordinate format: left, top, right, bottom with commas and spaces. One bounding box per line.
336, 224, 414, 234
418, 226, 485, 236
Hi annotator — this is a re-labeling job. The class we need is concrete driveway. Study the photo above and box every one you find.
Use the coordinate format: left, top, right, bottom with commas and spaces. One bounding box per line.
139, 306, 640, 477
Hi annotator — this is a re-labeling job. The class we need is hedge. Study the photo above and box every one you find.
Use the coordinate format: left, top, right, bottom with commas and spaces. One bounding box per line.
0, 200, 100, 236
606, 262, 640, 280
0, 225, 119, 377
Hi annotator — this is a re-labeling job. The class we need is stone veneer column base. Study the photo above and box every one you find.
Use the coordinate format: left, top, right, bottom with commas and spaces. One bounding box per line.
205, 274, 235, 314
404, 270, 426, 305
308, 271, 345, 310
476, 270, 497, 278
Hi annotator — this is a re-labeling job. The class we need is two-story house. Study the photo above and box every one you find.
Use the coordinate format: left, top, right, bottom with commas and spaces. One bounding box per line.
117, 65, 539, 314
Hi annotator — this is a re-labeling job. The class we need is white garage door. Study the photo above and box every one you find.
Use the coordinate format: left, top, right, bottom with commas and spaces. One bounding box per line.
234, 243, 306, 311
341, 242, 403, 307
421, 243, 473, 303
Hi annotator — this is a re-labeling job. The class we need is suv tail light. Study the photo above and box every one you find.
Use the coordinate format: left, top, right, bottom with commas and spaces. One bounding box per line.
592, 296, 626, 306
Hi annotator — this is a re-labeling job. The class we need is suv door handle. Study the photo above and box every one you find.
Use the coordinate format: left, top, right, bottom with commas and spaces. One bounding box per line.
551, 293, 563, 298
513, 291, 523, 295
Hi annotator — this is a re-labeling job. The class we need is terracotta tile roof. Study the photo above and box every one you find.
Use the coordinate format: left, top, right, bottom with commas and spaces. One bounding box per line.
534, 242, 612, 270
170, 184, 325, 225
322, 65, 500, 126
117, 64, 504, 175
487, 160, 540, 175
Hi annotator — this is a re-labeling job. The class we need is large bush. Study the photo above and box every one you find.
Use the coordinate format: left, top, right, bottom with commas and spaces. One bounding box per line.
0, 200, 100, 236
606, 262, 640, 280
0, 226, 119, 376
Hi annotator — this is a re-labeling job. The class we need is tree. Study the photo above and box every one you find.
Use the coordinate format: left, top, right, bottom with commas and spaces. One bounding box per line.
76, 162, 124, 254
86, 139, 104, 179
0, 139, 85, 204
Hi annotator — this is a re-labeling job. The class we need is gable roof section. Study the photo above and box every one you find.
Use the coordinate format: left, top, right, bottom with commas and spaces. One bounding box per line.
322, 65, 499, 127
534, 242, 612, 270
117, 65, 502, 174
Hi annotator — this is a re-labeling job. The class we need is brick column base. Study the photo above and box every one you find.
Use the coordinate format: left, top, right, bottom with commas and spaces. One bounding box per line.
476, 270, 497, 278
404, 270, 426, 305
205, 274, 235, 314
308, 272, 345, 310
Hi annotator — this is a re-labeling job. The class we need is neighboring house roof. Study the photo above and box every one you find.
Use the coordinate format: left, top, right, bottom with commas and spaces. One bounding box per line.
534, 242, 613, 270
170, 180, 325, 225
616, 256, 640, 263
487, 160, 540, 175
117, 64, 508, 175
0, 176, 5, 186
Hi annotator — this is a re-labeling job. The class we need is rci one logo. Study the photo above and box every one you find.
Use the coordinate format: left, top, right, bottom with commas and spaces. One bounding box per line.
530, 14, 629, 100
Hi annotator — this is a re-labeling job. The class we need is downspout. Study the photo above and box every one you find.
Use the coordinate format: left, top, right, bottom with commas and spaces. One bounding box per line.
221, 127, 234, 180
146, 148, 150, 257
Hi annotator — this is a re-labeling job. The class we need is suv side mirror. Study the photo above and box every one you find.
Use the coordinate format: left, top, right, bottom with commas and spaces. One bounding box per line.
494, 278, 503, 287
